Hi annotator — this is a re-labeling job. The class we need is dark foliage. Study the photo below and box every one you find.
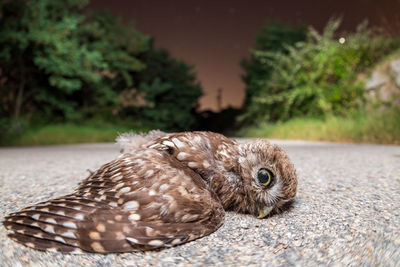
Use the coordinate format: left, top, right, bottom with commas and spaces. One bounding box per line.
241, 21, 307, 109
0, 0, 203, 135
127, 42, 203, 130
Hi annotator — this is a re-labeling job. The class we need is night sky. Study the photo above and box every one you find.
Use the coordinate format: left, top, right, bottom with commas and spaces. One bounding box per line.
90, 0, 400, 111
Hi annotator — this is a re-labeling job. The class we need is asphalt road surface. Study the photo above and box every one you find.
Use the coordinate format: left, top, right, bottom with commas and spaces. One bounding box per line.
0, 140, 399, 266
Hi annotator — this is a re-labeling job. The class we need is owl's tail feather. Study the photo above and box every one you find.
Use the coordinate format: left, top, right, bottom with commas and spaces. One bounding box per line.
3, 197, 92, 253
7, 232, 83, 253
4, 213, 81, 247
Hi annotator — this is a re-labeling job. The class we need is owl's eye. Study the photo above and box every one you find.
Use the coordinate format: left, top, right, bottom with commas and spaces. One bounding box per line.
257, 168, 274, 187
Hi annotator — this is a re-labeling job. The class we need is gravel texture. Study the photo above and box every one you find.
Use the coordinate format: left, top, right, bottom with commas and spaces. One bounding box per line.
0, 140, 399, 266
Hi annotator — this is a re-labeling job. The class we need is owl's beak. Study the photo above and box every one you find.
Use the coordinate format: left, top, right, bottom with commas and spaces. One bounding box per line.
257, 206, 273, 219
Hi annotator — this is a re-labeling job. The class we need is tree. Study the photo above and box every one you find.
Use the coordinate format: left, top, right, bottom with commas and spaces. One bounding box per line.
127, 43, 203, 130
0, 0, 203, 132
0, 0, 148, 121
240, 21, 307, 110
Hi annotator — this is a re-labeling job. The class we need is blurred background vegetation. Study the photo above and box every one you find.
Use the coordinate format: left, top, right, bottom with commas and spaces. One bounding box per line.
239, 18, 400, 144
1, 0, 399, 146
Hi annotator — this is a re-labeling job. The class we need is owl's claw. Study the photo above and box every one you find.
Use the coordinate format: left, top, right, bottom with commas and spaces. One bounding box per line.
257, 206, 273, 218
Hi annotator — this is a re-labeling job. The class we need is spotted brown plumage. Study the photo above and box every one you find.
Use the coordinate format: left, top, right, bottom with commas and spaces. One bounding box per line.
4, 131, 297, 253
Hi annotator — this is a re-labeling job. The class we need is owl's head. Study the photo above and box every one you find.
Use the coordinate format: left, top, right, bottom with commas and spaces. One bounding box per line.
236, 140, 297, 218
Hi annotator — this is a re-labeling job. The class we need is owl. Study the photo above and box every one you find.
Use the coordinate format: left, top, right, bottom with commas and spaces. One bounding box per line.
3, 131, 297, 253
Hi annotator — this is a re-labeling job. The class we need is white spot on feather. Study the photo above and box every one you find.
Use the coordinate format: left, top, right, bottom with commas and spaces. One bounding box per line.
162, 141, 175, 147
126, 237, 139, 244
177, 152, 187, 160
219, 150, 229, 157
159, 184, 169, 191
124, 200, 139, 211
33, 232, 43, 238
149, 143, 158, 149
115, 183, 124, 189
148, 240, 164, 247
56, 210, 65, 216
112, 174, 123, 181
44, 225, 55, 234
145, 169, 154, 177
193, 135, 202, 144
74, 214, 84, 221
32, 214, 40, 220
63, 221, 77, 229
45, 218, 57, 224
119, 187, 131, 193
55, 236, 66, 244
171, 238, 181, 245
188, 162, 197, 168
172, 138, 185, 148
128, 213, 141, 221
61, 231, 77, 239
70, 249, 84, 254
109, 202, 118, 207
162, 194, 173, 201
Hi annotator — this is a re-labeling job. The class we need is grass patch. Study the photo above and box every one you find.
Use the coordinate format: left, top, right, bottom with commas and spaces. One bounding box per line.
238, 109, 400, 145
1, 122, 151, 147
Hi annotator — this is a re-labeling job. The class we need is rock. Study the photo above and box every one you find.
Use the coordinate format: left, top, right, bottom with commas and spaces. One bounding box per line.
364, 55, 400, 107
391, 58, 400, 87
365, 71, 389, 90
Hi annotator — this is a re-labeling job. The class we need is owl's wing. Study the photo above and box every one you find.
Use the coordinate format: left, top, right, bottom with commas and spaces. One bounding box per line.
4, 151, 225, 253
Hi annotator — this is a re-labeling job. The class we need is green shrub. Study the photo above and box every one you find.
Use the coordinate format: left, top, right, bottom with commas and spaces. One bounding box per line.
241, 19, 399, 124
241, 21, 307, 108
